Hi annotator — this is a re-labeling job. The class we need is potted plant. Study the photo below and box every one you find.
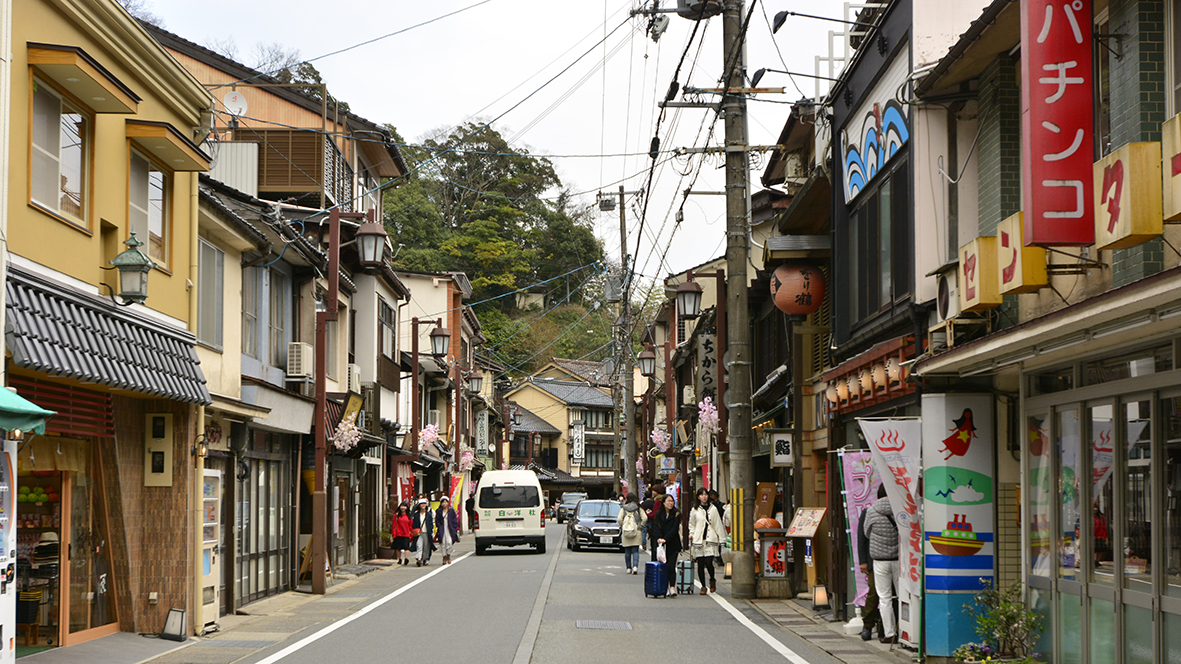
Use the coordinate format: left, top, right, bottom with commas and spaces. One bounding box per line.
953, 580, 1045, 663
377, 505, 396, 559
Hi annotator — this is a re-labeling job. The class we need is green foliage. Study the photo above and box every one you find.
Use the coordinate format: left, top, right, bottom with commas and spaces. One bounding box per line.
382, 122, 609, 373
955, 580, 1045, 661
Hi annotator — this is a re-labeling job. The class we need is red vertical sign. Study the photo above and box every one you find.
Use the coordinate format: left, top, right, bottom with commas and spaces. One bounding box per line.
1021, 0, 1094, 246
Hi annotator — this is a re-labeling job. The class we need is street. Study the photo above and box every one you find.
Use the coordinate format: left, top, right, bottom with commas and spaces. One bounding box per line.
125, 525, 895, 664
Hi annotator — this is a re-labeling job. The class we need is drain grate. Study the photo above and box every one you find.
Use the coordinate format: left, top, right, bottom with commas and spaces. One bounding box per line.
576, 620, 632, 631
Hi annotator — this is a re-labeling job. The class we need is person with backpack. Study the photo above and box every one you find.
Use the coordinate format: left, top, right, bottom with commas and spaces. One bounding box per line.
617, 493, 647, 574
688, 488, 725, 594
863, 484, 899, 644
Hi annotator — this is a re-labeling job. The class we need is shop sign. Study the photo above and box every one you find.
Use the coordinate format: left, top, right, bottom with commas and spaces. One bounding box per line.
476, 410, 489, 455
697, 334, 717, 402
1020, 0, 1095, 246
958, 237, 1002, 312
839, 450, 881, 605
765, 429, 793, 468
764, 538, 788, 577
841, 55, 911, 203
1094, 142, 1163, 250
858, 418, 922, 599
921, 394, 995, 592
658, 455, 676, 475
1163, 113, 1181, 220
570, 421, 585, 464
997, 212, 1048, 295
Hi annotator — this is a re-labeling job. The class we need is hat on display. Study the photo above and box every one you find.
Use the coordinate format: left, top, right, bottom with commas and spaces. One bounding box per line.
37, 532, 58, 544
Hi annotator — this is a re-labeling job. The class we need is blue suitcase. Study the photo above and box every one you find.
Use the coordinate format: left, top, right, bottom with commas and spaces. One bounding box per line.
644, 561, 667, 597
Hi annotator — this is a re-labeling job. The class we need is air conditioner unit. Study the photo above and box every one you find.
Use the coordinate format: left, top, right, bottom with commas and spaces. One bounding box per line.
347, 364, 362, 393
934, 271, 960, 324
286, 342, 314, 378
428, 409, 441, 426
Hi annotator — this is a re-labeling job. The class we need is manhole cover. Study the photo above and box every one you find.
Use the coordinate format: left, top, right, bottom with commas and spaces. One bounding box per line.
576, 620, 632, 631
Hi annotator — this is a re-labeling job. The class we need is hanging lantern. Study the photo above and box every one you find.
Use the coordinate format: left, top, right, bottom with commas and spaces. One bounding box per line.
769, 264, 826, 316
825, 382, 839, 403
872, 363, 888, 389
836, 377, 849, 402
846, 374, 861, 399
858, 367, 874, 394
885, 356, 907, 383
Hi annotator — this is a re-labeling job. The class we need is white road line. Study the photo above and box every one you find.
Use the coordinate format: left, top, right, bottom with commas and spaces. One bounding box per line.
253, 553, 473, 664
511, 542, 561, 664
696, 579, 811, 664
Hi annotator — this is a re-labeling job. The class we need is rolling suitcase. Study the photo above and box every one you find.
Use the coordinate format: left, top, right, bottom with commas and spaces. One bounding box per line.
644, 561, 668, 597
676, 559, 695, 595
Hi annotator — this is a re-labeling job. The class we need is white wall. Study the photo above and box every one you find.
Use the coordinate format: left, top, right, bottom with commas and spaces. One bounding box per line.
912, 0, 994, 69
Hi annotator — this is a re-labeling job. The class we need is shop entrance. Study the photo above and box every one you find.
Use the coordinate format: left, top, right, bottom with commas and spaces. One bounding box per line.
16, 437, 117, 649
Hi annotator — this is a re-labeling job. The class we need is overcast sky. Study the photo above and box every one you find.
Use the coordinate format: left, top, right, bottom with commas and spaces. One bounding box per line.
149, 0, 853, 286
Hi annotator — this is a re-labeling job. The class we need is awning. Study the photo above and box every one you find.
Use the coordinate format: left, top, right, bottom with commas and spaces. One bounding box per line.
6, 267, 211, 405
0, 387, 53, 435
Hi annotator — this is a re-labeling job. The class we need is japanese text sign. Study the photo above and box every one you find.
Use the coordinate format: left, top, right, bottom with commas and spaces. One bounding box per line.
859, 418, 922, 599
1163, 113, 1181, 221
570, 421, 585, 464
997, 213, 1047, 295
958, 237, 1002, 312
1021, 0, 1095, 246
1094, 142, 1163, 250
697, 334, 717, 402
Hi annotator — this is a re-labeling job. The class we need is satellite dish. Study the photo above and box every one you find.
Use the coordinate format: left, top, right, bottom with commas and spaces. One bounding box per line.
223, 91, 248, 117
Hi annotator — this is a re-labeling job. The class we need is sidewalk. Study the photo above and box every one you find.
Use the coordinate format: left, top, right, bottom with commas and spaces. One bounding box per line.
17, 539, 474, 664
746, 595, 915, 664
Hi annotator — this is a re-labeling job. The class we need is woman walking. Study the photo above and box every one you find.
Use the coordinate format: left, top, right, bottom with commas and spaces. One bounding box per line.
391, 502, 414, 566
435, 496, 461, 564
689, 488, 725, 594
412, 499, 435, 566
617, 494, 647, 574
650, 494, 682, 596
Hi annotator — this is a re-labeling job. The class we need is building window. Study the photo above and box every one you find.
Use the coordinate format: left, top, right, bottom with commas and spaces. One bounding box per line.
379, 298, 395, 358
1170, 1, 1181, 117
847, 160, 908, 326
584, 446, 614, 469
269, 270, 287, 367
580, 409, 610, 430
31, 78, 87, 223
242, 267, 259, 358
129, 151, 169, 263
197, 239, 224, 348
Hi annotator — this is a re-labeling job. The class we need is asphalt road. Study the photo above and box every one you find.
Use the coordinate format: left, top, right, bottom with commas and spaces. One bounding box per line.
220, 524, 851, 664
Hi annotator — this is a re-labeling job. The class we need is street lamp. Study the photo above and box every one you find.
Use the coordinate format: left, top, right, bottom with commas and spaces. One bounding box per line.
512, 407, 523, 426
352, 219, 388, 268
429, 326, 451, 357
466, 371, 484, 394
676, 280, 703, 319
749, 68, 840, 88
106, 232, 155, 305
638, 346, 657, 378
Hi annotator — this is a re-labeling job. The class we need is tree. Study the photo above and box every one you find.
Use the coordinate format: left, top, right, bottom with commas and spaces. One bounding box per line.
118, 0, 164, 26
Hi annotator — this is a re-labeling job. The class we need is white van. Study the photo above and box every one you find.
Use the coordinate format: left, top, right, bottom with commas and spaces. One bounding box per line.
473, 469, 547, 555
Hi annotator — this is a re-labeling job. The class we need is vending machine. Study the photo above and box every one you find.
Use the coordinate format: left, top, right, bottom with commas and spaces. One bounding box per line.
0, 438, 16, 662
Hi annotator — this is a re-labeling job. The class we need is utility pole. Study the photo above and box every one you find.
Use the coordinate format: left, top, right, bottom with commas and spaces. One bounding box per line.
721, 0, 755, 600
618, 185, 639, 501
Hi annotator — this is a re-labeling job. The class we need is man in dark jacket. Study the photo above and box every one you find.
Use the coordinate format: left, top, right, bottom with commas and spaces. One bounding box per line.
856, 504, 882, 641
863, 484, 899, 643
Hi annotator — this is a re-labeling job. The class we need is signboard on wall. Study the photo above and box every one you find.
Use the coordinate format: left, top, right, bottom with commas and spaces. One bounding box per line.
959, 237, 1002, 312
1093, 142, 1163, 250
570, 421, 585, 464
997, 212, 1048, 295
476, 410, 489, 455
697, 334, 718, 401
1020, 0, 1095, 246
841, 55, 911, 203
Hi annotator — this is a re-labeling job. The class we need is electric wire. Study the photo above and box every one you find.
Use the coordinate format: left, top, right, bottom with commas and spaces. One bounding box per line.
397, 262, 601, 325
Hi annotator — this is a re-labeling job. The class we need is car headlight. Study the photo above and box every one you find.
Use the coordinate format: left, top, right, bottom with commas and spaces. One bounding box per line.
574, 524, 590, 533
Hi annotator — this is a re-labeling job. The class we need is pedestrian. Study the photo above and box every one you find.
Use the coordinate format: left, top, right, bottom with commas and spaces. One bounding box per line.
863, 485, 899, 644
688, 488, 725, 594
412, 498, 435, 567
856, 502, 882, 640
650, 494, 682, 596
640, 489, 656, 552
465, 495, 476, 534
435, 496, 461, 565
391, 502, 414, 566
708, 489, 725, 567
617, 493, 647, 575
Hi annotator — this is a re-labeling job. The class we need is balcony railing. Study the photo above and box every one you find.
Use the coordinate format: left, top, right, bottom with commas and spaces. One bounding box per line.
232, 130, 354, 211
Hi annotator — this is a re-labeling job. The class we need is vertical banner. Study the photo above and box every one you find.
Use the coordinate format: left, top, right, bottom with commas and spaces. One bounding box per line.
477, 410, 489, 456
399, 477, 413, 505
858, 418, 922, 599
1020, 0, 1095, 246
921, 395, 995, 592
840, 450, 881, 606
697, 334, 718, 401
571, 421, 585, 465
450, 476, 464, 514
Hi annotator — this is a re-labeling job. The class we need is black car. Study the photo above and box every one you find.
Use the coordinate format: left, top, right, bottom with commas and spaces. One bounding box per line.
555, 492, 587, 524
565, 500, 622, 551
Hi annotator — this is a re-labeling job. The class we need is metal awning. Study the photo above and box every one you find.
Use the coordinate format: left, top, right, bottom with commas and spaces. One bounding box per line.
6, 267, 211, 404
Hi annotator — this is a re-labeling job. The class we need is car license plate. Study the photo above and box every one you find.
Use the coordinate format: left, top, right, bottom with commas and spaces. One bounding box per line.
598, 535, 612, 544
501, 521, 519, 528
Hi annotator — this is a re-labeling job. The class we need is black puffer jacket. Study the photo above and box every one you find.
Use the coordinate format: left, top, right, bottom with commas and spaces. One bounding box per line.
650, 508, 682, 555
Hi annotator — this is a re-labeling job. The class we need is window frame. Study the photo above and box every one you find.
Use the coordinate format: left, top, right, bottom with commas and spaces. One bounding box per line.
29, 75, 91, 231
127, 147, 172, 269
242, 267, 260, 358
845, 155, 910, 329
197, 238, 224, 349
378, 298, 396, 359
268, 269, 288, 368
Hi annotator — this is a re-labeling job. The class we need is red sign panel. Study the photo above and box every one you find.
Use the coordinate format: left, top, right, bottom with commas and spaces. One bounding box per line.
1020, 0, 1094, 246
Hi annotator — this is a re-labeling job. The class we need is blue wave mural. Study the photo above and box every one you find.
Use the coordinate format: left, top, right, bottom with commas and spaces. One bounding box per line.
842, 99, 909, 202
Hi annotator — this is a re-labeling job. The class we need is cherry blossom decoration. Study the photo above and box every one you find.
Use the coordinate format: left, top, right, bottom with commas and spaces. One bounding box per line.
419, 423, 440, 447
651, 428, 669, 453
698, 396, 720, 436
332, 413, 362, 452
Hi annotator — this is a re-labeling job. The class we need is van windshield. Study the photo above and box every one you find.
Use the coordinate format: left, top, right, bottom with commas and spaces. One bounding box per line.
479, 485, 540, 509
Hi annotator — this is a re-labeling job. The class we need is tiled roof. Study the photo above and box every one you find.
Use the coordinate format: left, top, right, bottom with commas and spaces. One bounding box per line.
551, 358, 611, 385
530, 379, 614, 408
510, 404, 560, 435
6, 267, 211, 405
